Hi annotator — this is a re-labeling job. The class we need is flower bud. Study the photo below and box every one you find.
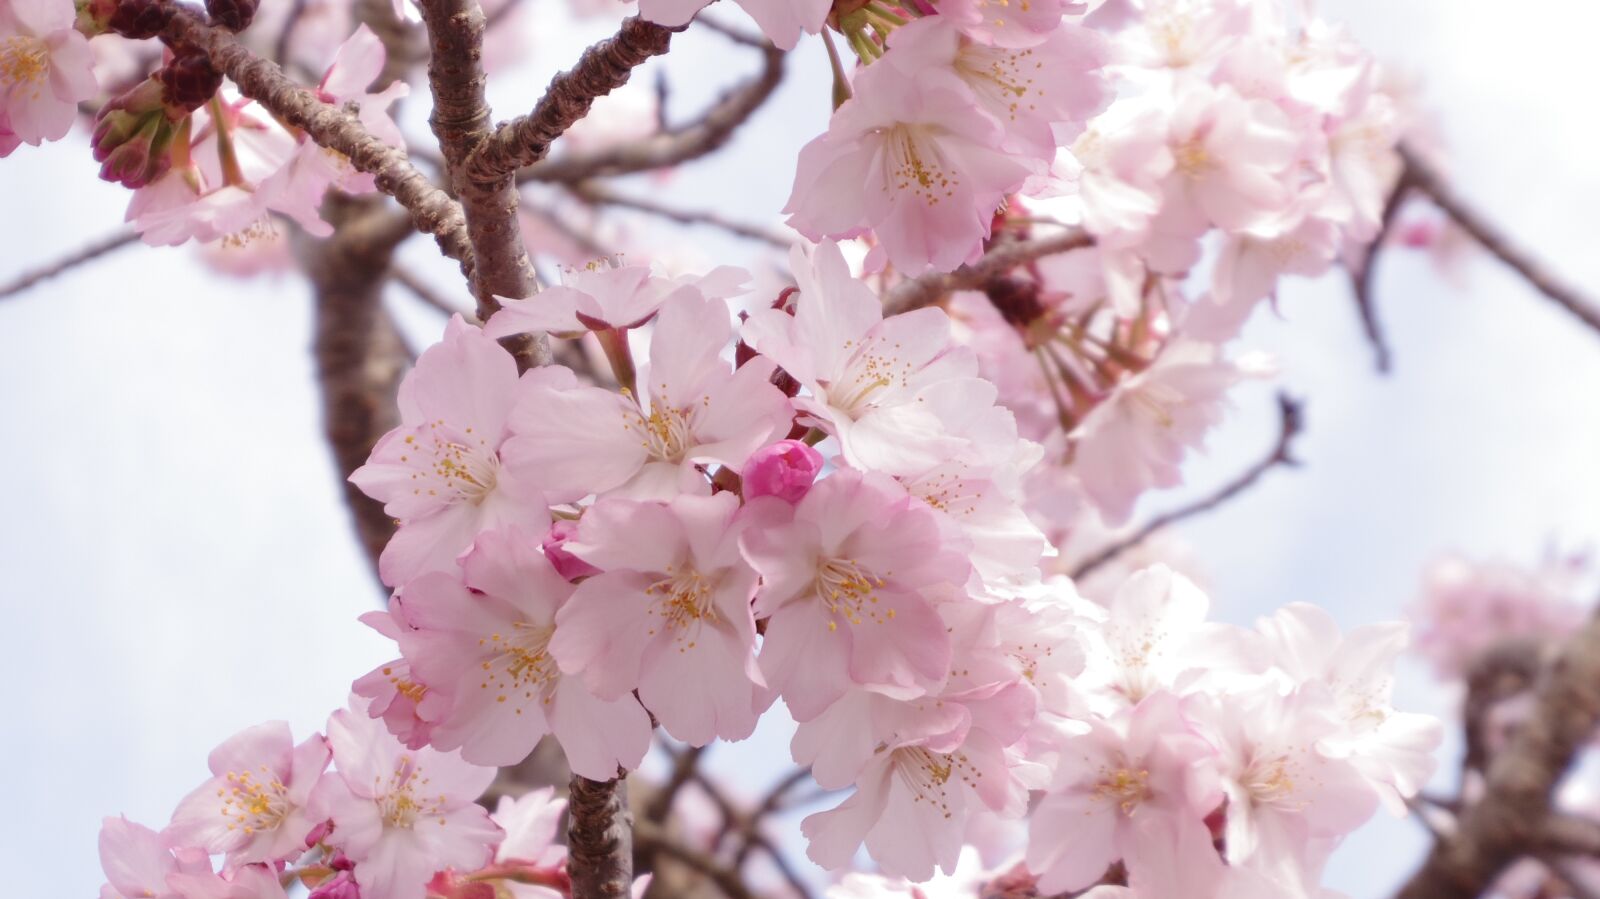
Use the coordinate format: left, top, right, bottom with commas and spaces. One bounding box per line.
741, 439, 824, 504
307, 870, 360, 899
92, 77, 181, 187
205, 0, 258, 31
542, 519, 599, 581
157, 49, 223, 113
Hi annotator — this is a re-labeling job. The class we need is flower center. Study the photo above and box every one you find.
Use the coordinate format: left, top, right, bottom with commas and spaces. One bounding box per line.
644, 564, 719, 648
480, 621, 560, 708
0, 36, 48, 92
829, 340, 915, 418
629, 401, 692, 464
1243, 755, 1299, 807
401, 422, 501, 505
957, 45, 1039, 124
219, 767, 291, 836
1174, 139, 1212, 178
1093, 765, 1152, 815
379, 756, 444, 829
891, 746, 964, 818
885, 125, 958, 208
814, 558, 895, 630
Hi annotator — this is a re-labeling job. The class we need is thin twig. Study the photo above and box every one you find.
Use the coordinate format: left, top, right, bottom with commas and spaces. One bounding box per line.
692, 12, 766, 47
572, 182, 790, 248
0, 230, 139, 300
644, 744, 705, 824
1348, 171, 1412, 373
1400, 142, 1600, 337
272, 0, 309, 66
391, 266, 475, 321
634, 819, 759, 899
881, 230, 1095, 314
518, 39, 785, 184
1070, 394, 1304, 581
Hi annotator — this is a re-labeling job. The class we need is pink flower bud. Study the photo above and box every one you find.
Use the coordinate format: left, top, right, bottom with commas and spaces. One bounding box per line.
309, 871, 360, 899
542, 519, 599, 581
741, 440, 824, 503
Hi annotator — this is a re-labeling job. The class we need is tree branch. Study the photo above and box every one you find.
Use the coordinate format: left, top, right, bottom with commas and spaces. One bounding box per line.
160, 8, 474, 278
392, 265, 475, 320
0, 229, 139, 300
518, 35, 785, 184
571, 182, 790, 248
1400, 143, 1600, 338
462, 16, 676, 184
1347, 171, 1412, 374
569, 773, 636, 899
634, 819, 759, 899
1070, 394, 1304, 581
1395, 606, 1600, 899
881, 229, 1095, 314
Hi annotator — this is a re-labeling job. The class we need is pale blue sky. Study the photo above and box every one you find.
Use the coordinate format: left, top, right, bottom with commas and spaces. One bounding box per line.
2, 1, 1598, 896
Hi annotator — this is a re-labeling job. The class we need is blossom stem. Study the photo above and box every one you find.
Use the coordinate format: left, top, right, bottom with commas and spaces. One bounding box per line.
820, 28, 853, 107
595, 327, 639, 397
208, 96, 247, 187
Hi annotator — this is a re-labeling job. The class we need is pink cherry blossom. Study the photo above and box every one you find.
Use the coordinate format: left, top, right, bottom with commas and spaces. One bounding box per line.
309, 700, 502, 899
351, 315, 574, 586
0, 0, 98, 152
740, 469, 969, 720
352, 608, 447, 750
801, 681, 1037, 879
933, 0, 1075, 48
634, 0, 828, 50
386, 527, 653, 780
1024, 691, 1222, 893
1061, 108, 1175, 248
491, 788, 569, 899
501, 291, 791, 502
1254, 603, 1443, 813
1157, 83, 1300, 238
881, 18, 1111, 160
164, 721, 331, 866
98, 816, 211, 899
741, 241, 985, 475
1411, 554, 1587, 680
166, 863, 291, 899
1067, 340, 1268, 526
741, 438, 823, 503
541, 518, 600, 581
551, 492, 767, 745
484, 262, 748, 338
783, 60, 1036, 274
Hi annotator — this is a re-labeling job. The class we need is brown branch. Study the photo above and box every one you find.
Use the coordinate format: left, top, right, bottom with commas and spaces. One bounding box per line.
272, 0, 309, 66
569, 773, 636, 899
160, 8, 475, 278
643, 744, 705, 824
461, 16, 676, 184
881, 229, 1095, 315
1070, 394, 1304, 581
0, 229, 139, 300
634, 819, 759, 899
295, 196, 411, 577
1395, 607, 1600, 899
518, 37, 785, 184
416, 0, 548, 373
571, 182, 790, 248
1347, 171, 1412, 374
392, 266, 475, 320
1400, 142, 1600, 338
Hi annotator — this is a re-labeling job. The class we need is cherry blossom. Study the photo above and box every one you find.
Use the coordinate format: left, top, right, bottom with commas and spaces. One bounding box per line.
309, 700, 502, 899
98, 817, 210, 899
551, 492, 767, 745
382, 527, 654, 780
501, 290, 791, 502
163, 721, 331, 867
0, 0, 97, 153
351, 315, 573, 586
783, 60, 1035, 274
740, 438, 824, 503
634, 0, 829, 51
740, 469, 969, 720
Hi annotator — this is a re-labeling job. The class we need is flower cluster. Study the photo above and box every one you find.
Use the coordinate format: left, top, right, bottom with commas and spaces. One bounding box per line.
98, 709, 591, 899
1410, 552, 1589, 680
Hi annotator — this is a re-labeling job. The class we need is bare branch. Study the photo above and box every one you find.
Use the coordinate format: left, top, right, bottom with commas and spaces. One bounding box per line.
569, 773, 636, 899
518, 38, 785, 184
1400, 143, 1600, 338
1395, 606, 1600, 899
634, 819, 759, 899
160, 7, 475, 277
417, 0, 548, 372
462, 16, 677, 184
572, 182, 791, 248
0, 229, 139, 300
391, 266, 475, 321
881, 229, 1094, 314
1071, 394, 1304, 582
1347, 171, 1412, 373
